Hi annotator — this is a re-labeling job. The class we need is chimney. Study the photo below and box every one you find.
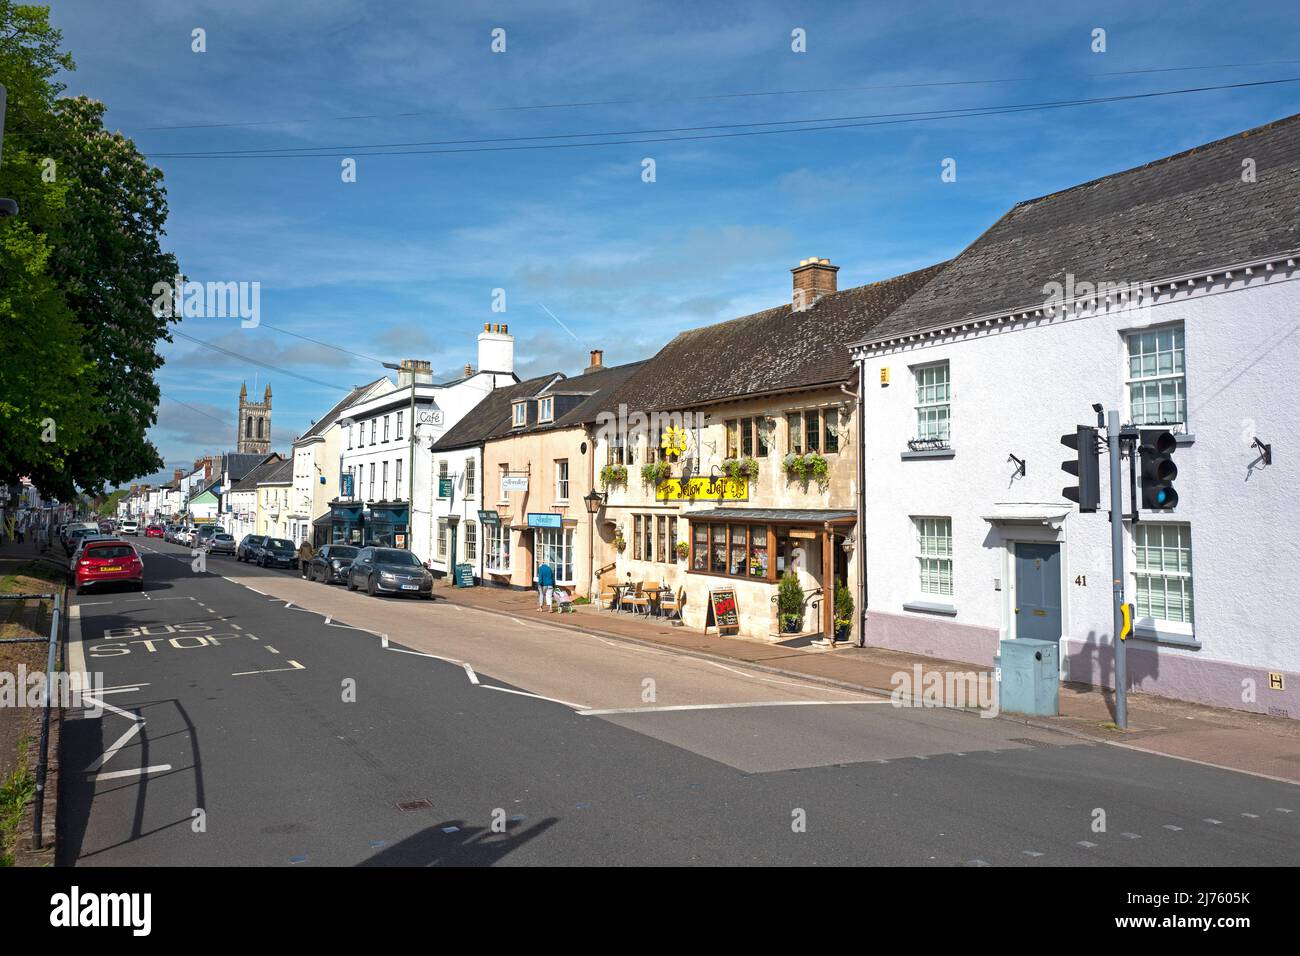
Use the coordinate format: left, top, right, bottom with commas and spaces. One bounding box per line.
791, 257, 839, 311
584, 349, 604, 374
477, 322, 515, 375
464, 364, 474, 378
397, 358, 434, 387
174, 468, 183, 485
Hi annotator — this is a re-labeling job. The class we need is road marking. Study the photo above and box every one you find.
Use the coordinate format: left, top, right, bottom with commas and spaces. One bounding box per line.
1105, 740, 1300, 786
94, 764, 173, 781
1076, 841, 1097, 849
84, 721, 142, 772
701, 658, 871, 694
1163, 824, 1183, 831
247, 587, 267, 596
95, 686, 144, 696
1023, 850, 1044, 857
463, 663, 480, 685
265, 646, 280, 654
481, 685, 590, 710
232, 660, 305, 677
1204, 818, 1222, 825
1241, 812, 1259, 819
577, 699, 890, 716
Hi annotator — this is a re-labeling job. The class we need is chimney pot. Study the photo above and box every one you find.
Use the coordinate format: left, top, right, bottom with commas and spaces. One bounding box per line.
464, 364, 474, 377
584, 349, 605, 374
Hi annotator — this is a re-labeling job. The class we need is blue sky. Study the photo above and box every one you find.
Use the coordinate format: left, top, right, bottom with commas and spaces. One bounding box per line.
47, 0, 1300, 486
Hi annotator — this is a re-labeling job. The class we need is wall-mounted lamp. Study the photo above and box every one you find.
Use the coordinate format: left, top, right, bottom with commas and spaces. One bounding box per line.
583, 489, 606, 515
1007, 453, 1026, 479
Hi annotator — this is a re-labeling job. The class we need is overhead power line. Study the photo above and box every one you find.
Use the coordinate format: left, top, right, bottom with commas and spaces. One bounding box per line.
171, 330, 350, 392
142, 76, 1300, 160
92, 57, 1300, 132
257, 321, 388, 367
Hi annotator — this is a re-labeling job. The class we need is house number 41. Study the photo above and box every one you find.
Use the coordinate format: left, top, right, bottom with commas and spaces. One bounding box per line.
1075, 575, 1087, 586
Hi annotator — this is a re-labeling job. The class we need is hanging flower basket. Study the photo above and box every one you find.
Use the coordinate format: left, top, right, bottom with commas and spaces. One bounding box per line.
600, 464, 628, 489
722, 457, 759, 482
641, 461, 672, 487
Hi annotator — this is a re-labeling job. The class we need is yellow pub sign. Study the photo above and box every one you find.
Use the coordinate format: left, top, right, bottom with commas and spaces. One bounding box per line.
656, 477, 749, 502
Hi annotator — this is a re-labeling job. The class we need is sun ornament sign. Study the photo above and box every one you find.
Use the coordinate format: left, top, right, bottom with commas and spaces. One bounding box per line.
660, 425, 688, 459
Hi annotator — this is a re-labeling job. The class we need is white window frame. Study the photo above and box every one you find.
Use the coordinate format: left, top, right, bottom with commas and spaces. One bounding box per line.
485, 523, 511, 573
1125, 323, 1187, 429
436, 518, 448, 559
1132, 521, 1194, 634
534, 527, 575, 585
437, 460, 449, 499
395, 459, 403, 501
555, 458, 569, 502
912, 362, 951, 445
914, 516, 953, 597
383, 415, 390, 442
538, 397, 554, 423
464, 521, 477, 562
464, 457, 476, 499
382, 460, 389, 500
512, 402, 527, 427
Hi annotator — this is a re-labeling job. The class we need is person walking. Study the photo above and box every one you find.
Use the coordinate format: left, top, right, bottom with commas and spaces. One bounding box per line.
536, 560, 554, 611
297, 538, 315, 577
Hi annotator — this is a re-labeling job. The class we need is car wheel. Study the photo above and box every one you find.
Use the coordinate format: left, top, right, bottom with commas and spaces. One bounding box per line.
366, 574, 377, 597
421, 592, 434, 601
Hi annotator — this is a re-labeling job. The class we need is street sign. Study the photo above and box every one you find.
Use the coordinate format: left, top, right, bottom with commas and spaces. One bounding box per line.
501, 475, 528, 494
478, 510, 500, 526
438, 477, 453, 498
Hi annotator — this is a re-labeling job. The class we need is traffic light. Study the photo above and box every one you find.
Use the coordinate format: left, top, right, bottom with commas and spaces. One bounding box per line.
1140, 429, 1179, 510
1061, 425, 1100, 512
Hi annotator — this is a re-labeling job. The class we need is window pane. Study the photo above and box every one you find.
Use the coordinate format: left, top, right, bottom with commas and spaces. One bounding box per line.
741, 418, 753, 458
787, 412, 802, 454
656, 516, 666, 563
757, 418, 771, 456
805, 410, 820, 453
710, 525, 727, 574
729, 525, 747, 575
824, 408, 839, 453
726, 420, 739, 458
693, 524, 708, 571
634, 515, 643, 561
749, 525, 768, 577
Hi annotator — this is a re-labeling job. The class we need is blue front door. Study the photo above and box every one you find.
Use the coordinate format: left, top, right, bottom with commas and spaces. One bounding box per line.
1014, 543, 1061, 641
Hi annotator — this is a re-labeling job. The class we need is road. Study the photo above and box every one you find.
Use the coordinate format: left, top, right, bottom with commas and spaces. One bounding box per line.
58, 538, 1298, 866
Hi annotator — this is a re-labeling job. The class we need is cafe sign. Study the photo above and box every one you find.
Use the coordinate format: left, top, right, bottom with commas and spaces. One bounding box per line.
656, 477, 748, 502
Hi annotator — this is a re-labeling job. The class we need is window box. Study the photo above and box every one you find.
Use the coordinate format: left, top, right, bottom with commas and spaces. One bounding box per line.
600, 464, 628, 489
901, 447, 955, 460
782, 451, 828, 485
722, 457, 759, 481
641, 460, 672, 487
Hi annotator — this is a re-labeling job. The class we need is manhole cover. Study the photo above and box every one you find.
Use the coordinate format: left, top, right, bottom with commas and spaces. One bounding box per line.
396, 799, 433, 811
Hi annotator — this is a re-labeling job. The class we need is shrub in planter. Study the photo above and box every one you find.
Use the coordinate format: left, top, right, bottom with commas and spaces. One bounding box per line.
614, 532, 627, 552
599, 464, 628, 488
777, 570, 804, 633
674, 540, 689, 560
723, 457, 760, 482
834, 580, 854, 641
782, 453, 806, 481
783, 451, 828, 486
640, 461, 671, 487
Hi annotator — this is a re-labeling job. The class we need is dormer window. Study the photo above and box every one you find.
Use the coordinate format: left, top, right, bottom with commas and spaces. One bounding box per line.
538, 397, 554, 423
512, 402, 527, 427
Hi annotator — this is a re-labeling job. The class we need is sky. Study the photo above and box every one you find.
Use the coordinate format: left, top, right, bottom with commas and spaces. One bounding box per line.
44, 0, 1300, 487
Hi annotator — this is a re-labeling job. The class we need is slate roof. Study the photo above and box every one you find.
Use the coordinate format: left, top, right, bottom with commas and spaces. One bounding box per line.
230, 454, 284, 492
859, 111, 1300, 346
257, 457, 294, 486
606, 262, 947, 413
482, 361, 648, 439
221, 452, 266, 483
297, 377, 389, 440
684, 508, 856, 523
431, 374, 564, 452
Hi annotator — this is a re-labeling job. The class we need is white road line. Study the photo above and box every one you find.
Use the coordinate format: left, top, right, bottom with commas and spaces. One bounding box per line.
702, 658, 877, 694
1105, 740, 1300, 787
232, 660, 305, 677
463, 663, 480, 685
94, 765, 172, 781
247, 587, 267, 596
95, 686, 144, 696
84, 721, 142, 772
265, 646, 280, 654
480, 685, 590, 710
577, 699, 891, 717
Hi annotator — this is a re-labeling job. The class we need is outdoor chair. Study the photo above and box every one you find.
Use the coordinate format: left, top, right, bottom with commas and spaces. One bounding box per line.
659, 587, 684, 622
622, 582, 652, 616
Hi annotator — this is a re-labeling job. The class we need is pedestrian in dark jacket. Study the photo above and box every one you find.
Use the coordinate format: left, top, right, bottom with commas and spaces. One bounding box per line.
297, 539, 315, 576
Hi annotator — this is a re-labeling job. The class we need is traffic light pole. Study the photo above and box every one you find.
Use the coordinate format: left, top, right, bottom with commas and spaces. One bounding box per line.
1107, 410, 1128, 729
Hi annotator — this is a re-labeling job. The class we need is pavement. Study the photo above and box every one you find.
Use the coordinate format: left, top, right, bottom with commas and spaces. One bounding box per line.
48, 537, 1300, 866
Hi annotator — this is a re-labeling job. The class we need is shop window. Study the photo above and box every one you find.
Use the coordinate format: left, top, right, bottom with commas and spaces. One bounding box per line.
709, 525, 727, 574
729, 525, 747, 575
692, 524, 708, 571
486, 524, 511, 572
749, 528, 769, 578
656, 515, 667, 563
535, 527, 575, 584
669, 516, 679, 563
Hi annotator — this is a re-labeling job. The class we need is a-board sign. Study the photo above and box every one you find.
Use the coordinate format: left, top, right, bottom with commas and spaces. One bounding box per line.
708, 588, 739, 633
454, 562, 476, 587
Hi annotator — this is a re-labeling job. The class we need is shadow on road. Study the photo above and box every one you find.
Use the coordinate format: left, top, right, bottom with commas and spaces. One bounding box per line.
357, 817, 558, 866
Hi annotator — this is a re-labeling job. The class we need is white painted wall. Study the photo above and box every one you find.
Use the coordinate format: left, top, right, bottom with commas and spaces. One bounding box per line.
855, 268, 1300, 716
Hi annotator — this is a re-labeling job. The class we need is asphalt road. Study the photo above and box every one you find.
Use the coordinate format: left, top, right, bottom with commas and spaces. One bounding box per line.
58, 538, 1299, 866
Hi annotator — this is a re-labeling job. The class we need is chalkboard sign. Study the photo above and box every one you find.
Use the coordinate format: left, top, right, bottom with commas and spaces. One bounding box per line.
708, 588, 739, 633
454, 563, 476, 587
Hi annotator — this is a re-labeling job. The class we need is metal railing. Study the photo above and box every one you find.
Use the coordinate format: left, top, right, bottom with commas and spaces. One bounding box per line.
1, 590, 62, 850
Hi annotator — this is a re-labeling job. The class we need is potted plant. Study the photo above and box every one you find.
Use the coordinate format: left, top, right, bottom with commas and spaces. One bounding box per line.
674, 540, 689, 560
722, 457, 760, 482
641, 460, 671, 487
777, 570, 804, 633
783, 451, 828, 487
600, 464, 628, 489
834, 580, 854, 642
614, 529, 627, 552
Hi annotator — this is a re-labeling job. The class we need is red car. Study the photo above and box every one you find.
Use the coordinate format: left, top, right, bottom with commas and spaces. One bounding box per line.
145, 524, 164, 538
73, 539, 144, 595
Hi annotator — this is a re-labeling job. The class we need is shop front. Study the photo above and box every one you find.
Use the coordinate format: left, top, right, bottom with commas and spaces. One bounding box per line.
368, 502, 410, 549
684, 508, 855, 639
328, 501, 365, 545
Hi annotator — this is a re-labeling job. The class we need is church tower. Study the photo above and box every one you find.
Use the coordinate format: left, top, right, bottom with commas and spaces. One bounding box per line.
237, 382, 272, 454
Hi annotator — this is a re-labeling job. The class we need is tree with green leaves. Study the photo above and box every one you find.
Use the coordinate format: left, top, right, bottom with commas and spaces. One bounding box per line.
0, 2, 178, 499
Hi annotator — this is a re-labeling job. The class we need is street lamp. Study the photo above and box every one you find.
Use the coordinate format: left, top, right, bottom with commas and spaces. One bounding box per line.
583, 489, 605, 515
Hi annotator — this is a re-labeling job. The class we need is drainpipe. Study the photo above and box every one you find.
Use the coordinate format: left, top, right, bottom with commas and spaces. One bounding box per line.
846, 361, 868, 647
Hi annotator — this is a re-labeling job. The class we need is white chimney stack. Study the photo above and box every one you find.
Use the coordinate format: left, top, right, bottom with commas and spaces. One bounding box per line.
477, 323, 514, 375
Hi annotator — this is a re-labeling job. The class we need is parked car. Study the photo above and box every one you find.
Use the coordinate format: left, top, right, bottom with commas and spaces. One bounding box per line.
346, 547, 434, 599
235, 534, 260, 562
194, 526, 223, 550
145, 524, 164, 538
64, 525, 105, 555
206, 532, 236, 555
306, 544, 358, 584
120, 519, 139, 536
254, 537, 297, 568
71, 538, 144, 595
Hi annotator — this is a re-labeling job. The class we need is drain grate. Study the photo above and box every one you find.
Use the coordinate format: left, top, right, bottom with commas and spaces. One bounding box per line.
1008, 737, 1054, 748
396, 798, 433, 811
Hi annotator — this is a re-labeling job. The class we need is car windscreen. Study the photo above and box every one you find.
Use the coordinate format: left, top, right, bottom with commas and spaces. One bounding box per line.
329, 547, 358, 558
85, 545, 135, 560
373, 549, 421, 566
267, 539, 294, 550
214, 534, 233, 541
